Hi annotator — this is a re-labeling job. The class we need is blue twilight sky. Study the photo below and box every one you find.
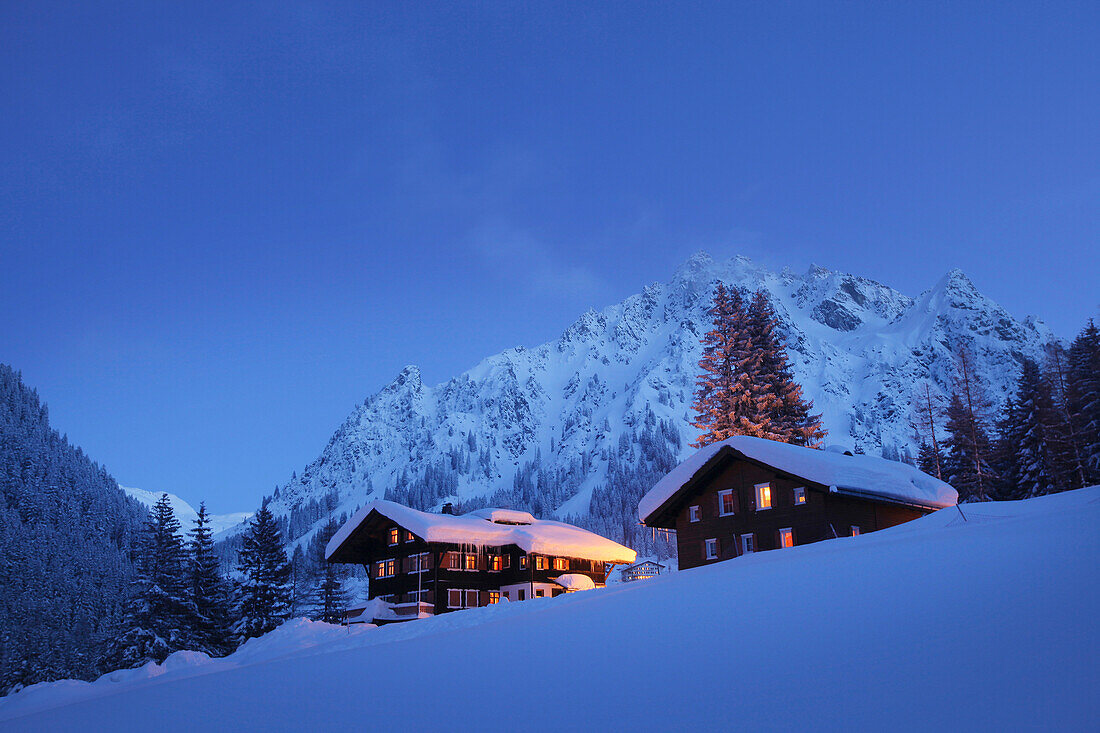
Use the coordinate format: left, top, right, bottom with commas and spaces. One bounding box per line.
2, 2, 1098, 513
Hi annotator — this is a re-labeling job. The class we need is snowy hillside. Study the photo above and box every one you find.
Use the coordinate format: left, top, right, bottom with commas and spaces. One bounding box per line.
4, 487, 1096, 731
121, 486, 252, 537
262, 253, 1056, 547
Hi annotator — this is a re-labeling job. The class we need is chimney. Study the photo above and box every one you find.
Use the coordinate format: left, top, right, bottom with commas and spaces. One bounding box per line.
441, 502, 454, 515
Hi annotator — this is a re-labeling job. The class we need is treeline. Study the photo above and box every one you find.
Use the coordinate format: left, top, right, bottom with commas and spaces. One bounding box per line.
104, 495, 351, 672
0, 365, 146, 695
912, 320, 1100, 501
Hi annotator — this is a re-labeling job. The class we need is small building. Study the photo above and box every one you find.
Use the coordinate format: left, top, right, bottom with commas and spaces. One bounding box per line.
325, 501, 636, 622
620, 560, 666, 582
638, 436, 957, 571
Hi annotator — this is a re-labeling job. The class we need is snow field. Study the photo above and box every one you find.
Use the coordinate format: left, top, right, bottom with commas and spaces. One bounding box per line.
3, 487, 1096, 732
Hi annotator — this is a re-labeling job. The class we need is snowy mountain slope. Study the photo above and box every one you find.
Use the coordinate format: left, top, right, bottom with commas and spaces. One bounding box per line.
121, 486, 252, 537
261, 253, 1056, 545
4, 487, 1097, 731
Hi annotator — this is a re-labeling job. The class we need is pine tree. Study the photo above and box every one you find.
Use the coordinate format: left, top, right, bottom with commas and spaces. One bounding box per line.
692, 283, 745, 446
911, 382, 945, 479
312, 519, 348, 624
1044, 344, 1089, 489
917, 441, 945, 481
187, 502, 234, 657
943, 393, 994, 502
989, 398, 1026, 501
1068, 320, 1100, 483
103, 494, 195, 670
692, 285, 823, 448
236, 504, 292, 641
1005, 359, 1057, 498
745, 290, 825, 446
943, 349, 995, 501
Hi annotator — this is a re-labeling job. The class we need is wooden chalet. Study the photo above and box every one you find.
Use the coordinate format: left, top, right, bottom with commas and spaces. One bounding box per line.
620, 560, 666, 582
326, 501, 636, 622
638, 436, 957, 571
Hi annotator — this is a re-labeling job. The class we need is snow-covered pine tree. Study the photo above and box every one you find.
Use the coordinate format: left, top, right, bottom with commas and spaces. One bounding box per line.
187, 502, 235, 657
1068, 320, 1100, 483
745, 290, 825, 446
103, 494, 197, 670
236, 504, 292, 642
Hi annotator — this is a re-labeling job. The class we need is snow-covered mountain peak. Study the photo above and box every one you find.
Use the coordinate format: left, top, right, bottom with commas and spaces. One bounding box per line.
261, 252, 1058, 550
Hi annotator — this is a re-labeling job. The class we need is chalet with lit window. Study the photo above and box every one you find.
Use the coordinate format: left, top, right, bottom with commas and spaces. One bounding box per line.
325, 501, 636, 622
620, 560, 666, 582
638, 436, 957, 570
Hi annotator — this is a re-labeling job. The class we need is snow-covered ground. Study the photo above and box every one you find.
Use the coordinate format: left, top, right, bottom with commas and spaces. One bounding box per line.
4, 488, 1097, 732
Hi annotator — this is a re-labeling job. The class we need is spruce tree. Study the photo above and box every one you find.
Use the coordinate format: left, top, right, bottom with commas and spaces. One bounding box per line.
745, 290, 825, 446
312, 519, 348, 624
943, 393, 994, 502
187, 502, 234, 656
989, 398, 1026, 501
692, 283, 744, 446
236, 504, 292, 641
103, 494, 195, 670
911, 382, 945, 479
943, 349, 995, 501
1004, 360, 1058, 497
1068, 320, 1100, 483
917, 441, 945, 481
1044, 344, 1089, 489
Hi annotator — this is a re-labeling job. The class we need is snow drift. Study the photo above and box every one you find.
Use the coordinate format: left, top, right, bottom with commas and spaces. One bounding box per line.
3, 487, 1096, 731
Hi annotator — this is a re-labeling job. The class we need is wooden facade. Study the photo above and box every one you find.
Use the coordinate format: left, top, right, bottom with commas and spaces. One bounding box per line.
642, 447, 933, 571
327, 507, 618, 620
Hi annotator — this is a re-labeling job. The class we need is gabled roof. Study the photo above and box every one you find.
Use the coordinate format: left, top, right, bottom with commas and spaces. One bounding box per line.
326, 499, 637, 564
639, 436, 957, 526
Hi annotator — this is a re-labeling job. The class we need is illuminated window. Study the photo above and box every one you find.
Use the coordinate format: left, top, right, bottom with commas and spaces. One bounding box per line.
718, 489, 736, 516
534, 556, 548, 571
779, 528, 794, 548
488, 591, 501, 604
851, 525, 860, 536
388, 528, 399, 545
740, 533, 755, 554
552, 558, 568, 571
464, 553, 477, 571
377, 559, 396, 578
489, 555, 503, 572
755, 483, 772, 510
535, 589, 545, 597
689, 505, 701, 522
794, 487, 806, 505
375, 560, 385, 577
520, 555, 528, 569
404, 530, 415, 543
704, 538, 718, 560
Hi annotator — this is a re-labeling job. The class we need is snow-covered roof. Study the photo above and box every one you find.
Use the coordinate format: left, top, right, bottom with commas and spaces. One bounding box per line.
552, 573, 596, 591
327, 500, 637, 564
465, 508, 536, 525
639, 436, 957, 523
